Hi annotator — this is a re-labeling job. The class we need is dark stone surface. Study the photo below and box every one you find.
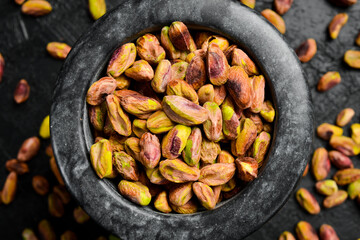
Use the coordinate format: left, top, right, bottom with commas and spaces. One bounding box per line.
0, 0, 359, 240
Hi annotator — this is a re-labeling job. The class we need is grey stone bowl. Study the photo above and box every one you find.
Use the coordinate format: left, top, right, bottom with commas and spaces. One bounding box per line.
50, 0, 313, 239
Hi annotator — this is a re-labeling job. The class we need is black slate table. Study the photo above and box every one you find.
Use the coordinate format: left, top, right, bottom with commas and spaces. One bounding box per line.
0, 0, 359, 239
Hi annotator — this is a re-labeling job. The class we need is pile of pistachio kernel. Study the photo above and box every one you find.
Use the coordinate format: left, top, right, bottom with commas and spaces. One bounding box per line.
86, 21, 275, 213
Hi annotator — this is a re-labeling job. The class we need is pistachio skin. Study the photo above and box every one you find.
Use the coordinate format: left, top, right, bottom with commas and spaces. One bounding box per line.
159, 159, 200, 183
161, 26, 181, 60
328, 13, 348, 40
199, 163, 236, 186
226, 66, 253, 109
90, 139, 113, 179
136, 33, 166, 65
295, 188, 321, 215
152, 59, 172, 93
316, 123, 343, 141
311, 147, 331, 181
296, 39, 317, 63
278, 231, 296, 240
89, 0, 106, 20
162, 95, 209, 126
315, 180, 338, 196
182, 127, 202, 166
344, 50, 360, 69
106, 95, 132, 136
203, 102, 223, 142
125, 60, 154, 82
107, 43, 136, 78
319, 224, 340, 240
207, 42, 230, 86
118, 180, 152, 206
139, 133, 161, 169
147, 110, 175, 134
169, 182, 193, 207
154, 191, 172, 213
193, 182, 216, 210
162, 125, 191, 160
295, 221, 319, 240
186, 55, 206, 90
261, 9, 286, 34
86, 77, 117, 106
232, 48, 259, 76
113, 151, 139, 181
168, 21, 196, 51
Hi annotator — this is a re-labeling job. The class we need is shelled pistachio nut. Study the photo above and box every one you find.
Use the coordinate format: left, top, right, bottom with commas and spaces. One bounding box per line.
316, 123, 343, 141
199, 163, 236, 186
107, 43, 136, 78
203, 102, 223, 142
162, 95, 209, 126
136, 33, 166, 65
200, 138, 221, 164
118, 180, 151, 206
169, 182, 193, 207
182, 127, 202, 166
159, 159, 200, 183
113, 151, 139, 181
90, 139, 113, 179
147, 110, 175, 134
295, 188, 320, 214
311, 148, 331, 181
193, 182, 216, 210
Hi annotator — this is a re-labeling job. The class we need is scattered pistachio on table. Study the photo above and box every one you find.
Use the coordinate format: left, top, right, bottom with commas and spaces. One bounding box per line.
319, 224, 340, 240
38, 219, 56, 240
39, 115, 50, 139
323, 190, 348, 208
316, 123, 343, 140
5, 159, 29, 175
295, 39, 317, 63
240, 0, 256, 9
328, 13, 348, 39
329, 150, 354, 169
336, 108, 355, 127
60, 230, 78, 240
46, 42, 71, 60
1, 172, 17, 205
14, 79, 30, 104
32, 175, 49, 196
333, 168, 360, 186
261, 9, 286, 34
21, 0, 52, 17
89, 0, 106, 20
48, 192, 65, 218
274, 0, 293, 15
278, 231, 296, 240
73, 207, 90, 224
295, 221, 319, 240
295, 188, 321, 215
22, 228, 39, 240
315, 180, 338, 196
317, 72, 341, 92
311, 148, 330, 181
344, 50, 360, 69
17, 136, 40, 162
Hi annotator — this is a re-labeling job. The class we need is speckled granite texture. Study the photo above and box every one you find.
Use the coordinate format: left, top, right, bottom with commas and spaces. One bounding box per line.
0, 0, 359, 239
